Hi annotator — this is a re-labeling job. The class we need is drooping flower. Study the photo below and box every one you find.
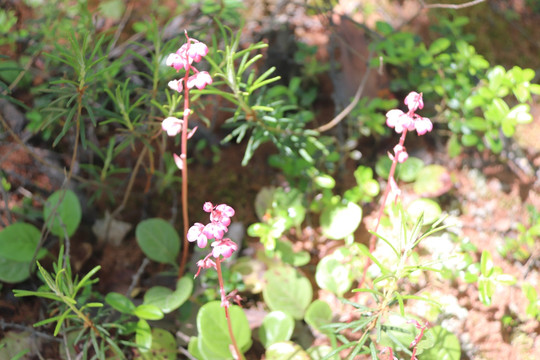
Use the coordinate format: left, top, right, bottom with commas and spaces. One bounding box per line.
211, 238, 238, 258
414, 116, 433, 136
186, 71, 213, 90
166, 52, 190, 72
168, 79, 183, 93
187, 222, 208, 248
195, 256, 216, 278
404, 91, 424, 112
162, 117, 183, 136
203, 221, 228, 240
187, 41, 209, 62
386, 109, 414, 134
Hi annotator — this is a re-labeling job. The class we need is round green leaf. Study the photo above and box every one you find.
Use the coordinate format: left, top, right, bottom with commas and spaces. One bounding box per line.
315, 256, 352, 296
105, 292, 135, 314
133, 304, 164, 320
398, 157, 424, 182
265, 341, 310, 360
197, 301, 252, 358
263, 266, 313, 320
134, 328, 177, 360
0, 223, 46, 283
43, 189, 81, 237
320, 202, 362, 240
413, 165, 451, 197
135, 218, 180, 264
143, 276, 193, 313
421, 326, 461, 360
407, 198, 442, 226
259, 311, 295, 348
304, 300, 332, 332
0, 223, 41, 262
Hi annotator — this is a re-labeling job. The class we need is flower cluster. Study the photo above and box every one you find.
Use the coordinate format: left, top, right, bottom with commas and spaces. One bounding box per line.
385, 92, 432, 165
161, 32, 212, 169
187, 202, 238, 278
386, 92, 432, 136
165, 34, 212, 92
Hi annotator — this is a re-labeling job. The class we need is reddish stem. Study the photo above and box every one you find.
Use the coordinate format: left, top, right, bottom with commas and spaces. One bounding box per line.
215, 258, 243, 360
178, 31, 191, 279
358, 129, 408, 287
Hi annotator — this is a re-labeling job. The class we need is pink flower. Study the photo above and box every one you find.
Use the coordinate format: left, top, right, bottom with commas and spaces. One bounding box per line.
162, 117, 183, 136
211, 239, 238, 258
203, 221, 228, 240
386, 109, 414, 134
404, 91, 424, 112
210, 204, 235, 226
166, 53, 190, 72
414, 117, 433, 135
187, 222, 208, 248
187, 41, 209, 62
168, 79, 183, 93
195, 256, 216, 278
186, 71, 212, 90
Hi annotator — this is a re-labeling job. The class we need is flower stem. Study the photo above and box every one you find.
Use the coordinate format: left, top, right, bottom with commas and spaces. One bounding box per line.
359, 130, 408, 287
215, 258, 243, 360
178, 33, 192, 279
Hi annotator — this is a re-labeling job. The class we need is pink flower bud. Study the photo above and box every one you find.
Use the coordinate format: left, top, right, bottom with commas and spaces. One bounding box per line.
203, 202, 214, 212
173, 153, 183, 170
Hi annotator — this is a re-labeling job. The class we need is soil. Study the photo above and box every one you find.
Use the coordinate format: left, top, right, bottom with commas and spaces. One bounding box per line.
1, 1, 540, 360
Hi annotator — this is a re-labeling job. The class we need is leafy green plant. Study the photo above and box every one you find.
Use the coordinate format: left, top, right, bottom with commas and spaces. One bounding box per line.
464, 250, 516, 306
372, 16, 540, 155
13, 248, 125, 358
498, 205, 540, 263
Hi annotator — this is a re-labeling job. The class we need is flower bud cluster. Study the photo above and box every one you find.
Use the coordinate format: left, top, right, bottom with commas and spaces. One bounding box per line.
386, 92, 432, 136
188, 202, 238, 278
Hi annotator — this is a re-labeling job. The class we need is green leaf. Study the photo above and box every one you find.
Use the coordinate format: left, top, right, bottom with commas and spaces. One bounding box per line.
314, 174, 336, 189
135, 319, 152, 353
259, 311, 295, 348
320, 202, 362, 240
428, 38, 451, 55
135, 218, 180, 264
265, 342, 310, 360
0, 223, 41, 262
480, 250, 494, 277
263, 266, 313, 320
143, 276, 193, 313
134, 328, 177, 360
43, 189, 82, 237
398, 157, 424, 182
133, 304, 164, 320
105, 292, 135, 314
304, 300, 332, 333
407, 198, 442, 226
0, 223, 45, 283
421, 326, 461, 360
315, 256, 352, 296
413, 165, 451, 197
197, 301, 252, 358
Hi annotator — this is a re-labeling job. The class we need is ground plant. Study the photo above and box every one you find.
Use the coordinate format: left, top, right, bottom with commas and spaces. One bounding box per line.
1, 1, 539, 360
